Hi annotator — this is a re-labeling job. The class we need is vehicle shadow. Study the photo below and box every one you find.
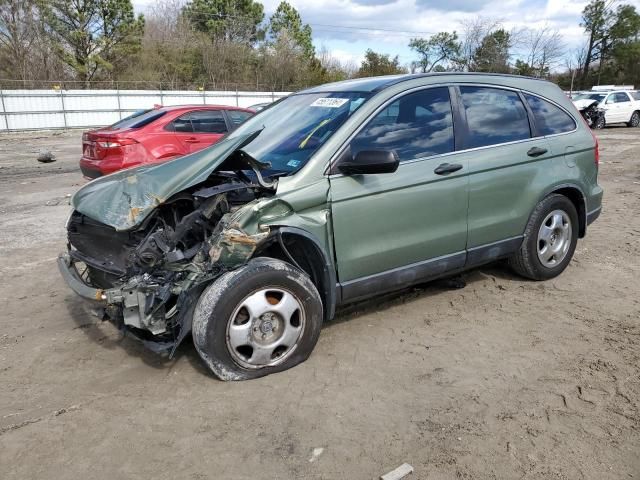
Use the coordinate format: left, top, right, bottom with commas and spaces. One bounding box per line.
64, 295, 175, 371
64, 261, 525, 378
326, 261, 522, 328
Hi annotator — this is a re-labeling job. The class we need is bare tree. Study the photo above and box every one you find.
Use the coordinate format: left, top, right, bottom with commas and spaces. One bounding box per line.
521, 26, 565, 76
0, 0, 38, 80
457, 16, 503, 71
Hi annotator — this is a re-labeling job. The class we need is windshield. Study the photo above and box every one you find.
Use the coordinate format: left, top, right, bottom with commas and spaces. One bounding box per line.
574, 93, 606, 102
226, 92, 370, 174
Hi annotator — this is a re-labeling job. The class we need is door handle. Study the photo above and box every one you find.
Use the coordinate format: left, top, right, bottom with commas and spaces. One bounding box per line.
184, 137, 199, 143
434, 163, 463, 175
527, 146, 548, 157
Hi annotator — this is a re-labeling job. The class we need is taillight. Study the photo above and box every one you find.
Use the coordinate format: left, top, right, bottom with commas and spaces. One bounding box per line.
96, 138, 137, 148
578, 113, 599, 167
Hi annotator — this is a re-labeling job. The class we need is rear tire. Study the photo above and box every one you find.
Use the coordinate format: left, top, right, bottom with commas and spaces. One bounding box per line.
508, 194, 579, 280
192, 257, 323, 381
627, 111, 640, 127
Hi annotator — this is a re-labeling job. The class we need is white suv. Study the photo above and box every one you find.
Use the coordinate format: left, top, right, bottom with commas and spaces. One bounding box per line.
573, 90, 640, 127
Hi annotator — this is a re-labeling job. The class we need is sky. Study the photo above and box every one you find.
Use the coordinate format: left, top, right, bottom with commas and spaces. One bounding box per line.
133, 0, 640, 69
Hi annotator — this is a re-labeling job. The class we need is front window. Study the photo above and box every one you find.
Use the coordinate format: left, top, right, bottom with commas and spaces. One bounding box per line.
226, 92, 370, 174
350, 87, 454, 162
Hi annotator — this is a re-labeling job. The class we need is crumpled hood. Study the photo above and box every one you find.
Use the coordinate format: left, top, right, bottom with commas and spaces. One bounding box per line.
72, 133, 255, 231
573, 99, 600, 110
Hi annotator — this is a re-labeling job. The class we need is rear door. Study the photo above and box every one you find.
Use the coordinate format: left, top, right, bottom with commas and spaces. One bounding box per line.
613, 92, 635, 122
455, 85, 553, 264
166, 112, 195, 154
329, 86, 469, 301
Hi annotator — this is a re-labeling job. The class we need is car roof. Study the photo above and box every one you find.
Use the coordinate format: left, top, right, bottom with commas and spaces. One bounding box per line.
159, 104, 253, 112
299, 72, 550, 94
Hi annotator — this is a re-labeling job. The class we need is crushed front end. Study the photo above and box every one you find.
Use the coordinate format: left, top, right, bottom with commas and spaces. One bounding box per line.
58, 176, 271, 355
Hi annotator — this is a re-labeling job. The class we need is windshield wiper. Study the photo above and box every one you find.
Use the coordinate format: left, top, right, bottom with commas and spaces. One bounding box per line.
238, 150, 277, 190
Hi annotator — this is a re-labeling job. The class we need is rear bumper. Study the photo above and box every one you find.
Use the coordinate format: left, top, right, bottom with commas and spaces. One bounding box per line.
79, 156, 128, 178
586, 206, 602, 226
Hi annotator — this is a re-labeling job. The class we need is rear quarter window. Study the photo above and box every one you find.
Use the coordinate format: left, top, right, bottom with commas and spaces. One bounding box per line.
524, 94, 576, 136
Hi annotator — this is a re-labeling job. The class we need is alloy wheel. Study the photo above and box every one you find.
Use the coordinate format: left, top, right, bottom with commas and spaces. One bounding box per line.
226, 287, 305, 369
537, 210, 572, 268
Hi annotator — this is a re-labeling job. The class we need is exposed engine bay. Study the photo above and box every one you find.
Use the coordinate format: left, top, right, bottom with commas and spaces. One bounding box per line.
63, 170, 276, 354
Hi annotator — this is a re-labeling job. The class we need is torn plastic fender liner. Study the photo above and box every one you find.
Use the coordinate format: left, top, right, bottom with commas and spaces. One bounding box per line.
71, 132, 259, 231
209, 227, 269, 267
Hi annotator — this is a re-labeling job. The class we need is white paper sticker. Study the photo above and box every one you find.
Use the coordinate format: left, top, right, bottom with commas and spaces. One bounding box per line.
310, 97, 349, 108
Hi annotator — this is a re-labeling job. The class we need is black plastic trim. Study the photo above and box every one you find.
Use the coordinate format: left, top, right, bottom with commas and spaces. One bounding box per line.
540, 183, 588, 237
466, 236, 524, 268
272, 226, 337, 322
339, 251, 467, 304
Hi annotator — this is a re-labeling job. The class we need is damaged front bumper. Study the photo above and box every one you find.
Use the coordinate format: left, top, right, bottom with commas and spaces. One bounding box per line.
58, 253, 108, 303
57, 253, 193, 354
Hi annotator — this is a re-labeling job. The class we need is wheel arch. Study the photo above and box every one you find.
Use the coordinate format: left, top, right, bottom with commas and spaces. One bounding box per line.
253, 226, 337, 322
539, 184, 587, 238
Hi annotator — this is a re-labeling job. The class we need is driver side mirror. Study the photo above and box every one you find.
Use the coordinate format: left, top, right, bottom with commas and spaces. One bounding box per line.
338, 150, 399, 175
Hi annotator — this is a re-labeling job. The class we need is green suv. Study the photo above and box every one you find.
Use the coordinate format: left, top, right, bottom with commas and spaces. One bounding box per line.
59, 73, 603, 380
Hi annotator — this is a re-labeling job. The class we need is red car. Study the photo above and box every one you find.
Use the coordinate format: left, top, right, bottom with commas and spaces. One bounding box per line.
80, 105, 255, 178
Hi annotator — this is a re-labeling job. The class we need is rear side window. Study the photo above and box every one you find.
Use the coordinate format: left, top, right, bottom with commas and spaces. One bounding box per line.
227, 110, 253, 127
190, 110, 228, 134
524, 94, 576, 136
459, 86, 530, 148
350, 87, 454, 162
631, 92, 640, 100
111, 109, 166, 129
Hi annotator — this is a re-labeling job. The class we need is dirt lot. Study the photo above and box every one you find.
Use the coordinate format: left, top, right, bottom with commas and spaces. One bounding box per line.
0, 127, 638, 480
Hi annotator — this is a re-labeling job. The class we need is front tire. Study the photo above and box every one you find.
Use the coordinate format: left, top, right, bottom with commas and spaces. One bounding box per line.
508, 194, 579, 280
192, 257, 323, 381
627, 111, 640, 127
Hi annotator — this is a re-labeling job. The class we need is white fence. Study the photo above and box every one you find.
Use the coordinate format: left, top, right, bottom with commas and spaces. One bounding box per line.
0, 89, 291, 132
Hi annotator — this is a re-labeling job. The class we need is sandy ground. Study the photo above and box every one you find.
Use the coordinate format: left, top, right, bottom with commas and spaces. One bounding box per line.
0, 127, 638, 480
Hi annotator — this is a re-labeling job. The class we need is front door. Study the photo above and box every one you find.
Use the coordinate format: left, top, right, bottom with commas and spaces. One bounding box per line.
329, 86, 469, 302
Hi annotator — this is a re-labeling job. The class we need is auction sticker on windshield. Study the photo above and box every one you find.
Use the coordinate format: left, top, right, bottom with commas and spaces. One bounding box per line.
310, 98, 349, 108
